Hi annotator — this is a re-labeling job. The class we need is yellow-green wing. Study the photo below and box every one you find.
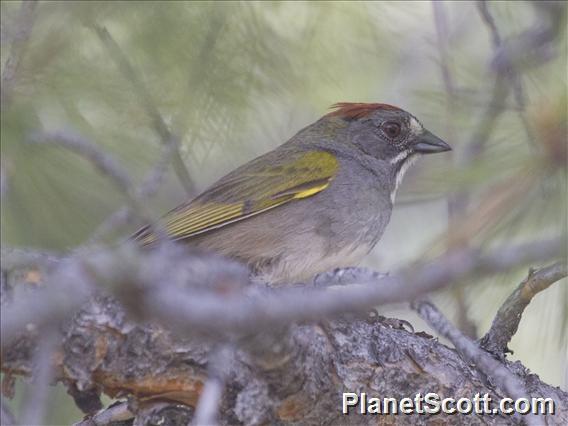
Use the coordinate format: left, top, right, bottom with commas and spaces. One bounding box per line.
133, 150, 339, 245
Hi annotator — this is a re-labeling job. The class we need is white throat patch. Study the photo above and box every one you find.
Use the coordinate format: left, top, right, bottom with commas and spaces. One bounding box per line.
390, 154, 420, 203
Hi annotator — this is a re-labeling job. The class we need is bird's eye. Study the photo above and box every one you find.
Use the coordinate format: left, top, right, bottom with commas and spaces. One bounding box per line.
382, 121, 401, 139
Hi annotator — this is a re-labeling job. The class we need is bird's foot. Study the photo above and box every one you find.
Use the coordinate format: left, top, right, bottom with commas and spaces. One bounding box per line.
367, 309, 414, 332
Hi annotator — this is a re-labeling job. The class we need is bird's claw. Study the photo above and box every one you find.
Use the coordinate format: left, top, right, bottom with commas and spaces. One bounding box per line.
366, 310, 414, 333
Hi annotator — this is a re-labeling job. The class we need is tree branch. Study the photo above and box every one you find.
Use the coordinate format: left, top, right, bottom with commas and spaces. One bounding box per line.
92, 25, 196, 195
0, 0, 37, 111
88, 140, 177, 244
480, 262, 568, 356
1, 237, 563, 346
135, 236, 565, 336
412, 300, 542, 426
192, 346, 232, 426
28, 129, 164, 241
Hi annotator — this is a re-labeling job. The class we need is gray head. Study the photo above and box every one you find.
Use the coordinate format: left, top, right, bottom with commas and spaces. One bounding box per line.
326, 102, 451, 165
321, 102, 451, 202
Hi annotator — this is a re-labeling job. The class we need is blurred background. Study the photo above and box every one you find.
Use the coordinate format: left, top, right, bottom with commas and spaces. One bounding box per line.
1, 1, 566, 423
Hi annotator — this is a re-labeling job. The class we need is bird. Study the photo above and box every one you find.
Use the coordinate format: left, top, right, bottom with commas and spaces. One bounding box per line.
133, 102, 451, 285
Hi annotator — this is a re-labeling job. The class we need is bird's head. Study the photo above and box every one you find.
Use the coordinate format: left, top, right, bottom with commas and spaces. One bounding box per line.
326, 102, 451, 166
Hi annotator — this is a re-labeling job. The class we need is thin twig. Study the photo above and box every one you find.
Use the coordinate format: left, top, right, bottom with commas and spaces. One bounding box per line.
432, 1, 478, 337
88, 140, 176, 243
412, 300, 542, 426
19, 330, 59, 426
476, 1, 534, 148
2, 236, 563, 344
476, 1, 501, 47
1, 399, 17, 426
480, 262, 568, 355
73, 401, 133, 426
29, 130, 132, 194
192, 346, 232, 426
28, 129, 156, 231
0, 247, 61, 271
0, 161, 8, 200
92, 24, 195, 195
0, 0, 37, 111
432, 2, 455, 100
138, 237, 565, 336
1, 257, 92, 345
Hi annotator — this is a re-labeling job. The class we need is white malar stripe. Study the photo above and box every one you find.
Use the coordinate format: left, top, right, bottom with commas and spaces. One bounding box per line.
390, 149, 411, 165
390, 154, 420, 203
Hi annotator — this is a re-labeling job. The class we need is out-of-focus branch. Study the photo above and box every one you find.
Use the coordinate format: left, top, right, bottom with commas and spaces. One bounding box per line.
432, 1, 477, 338
1, 399, 16, 426
1, 237, 563, 345
489, 1, 566, 74
19, 331, 59, 426
88, 140, 176, 243
183, 239, 559, 333
4, 281, 568, 425
29, 130, 130, 194
28, 129, 158, 235
110, 237, 566, 337
480, 262, 568, 355
73, 402, 133, 426
412, 300, 542, 426
92, 25, 196, 196
476, 1, 533, 147
1, 239, 566, 424
1, 257, 92, 344
0, 247, 60, 271
192, 346, 232, 426
432, 2, 455, 101
0, 0, 37, 111
0, 161, 8, 200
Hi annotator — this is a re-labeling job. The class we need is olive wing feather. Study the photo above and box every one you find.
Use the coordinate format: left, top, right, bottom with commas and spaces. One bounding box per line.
132, 150, 339, 245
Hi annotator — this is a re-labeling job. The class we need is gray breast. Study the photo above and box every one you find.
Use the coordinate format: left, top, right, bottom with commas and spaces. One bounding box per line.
314, 154, 393, 255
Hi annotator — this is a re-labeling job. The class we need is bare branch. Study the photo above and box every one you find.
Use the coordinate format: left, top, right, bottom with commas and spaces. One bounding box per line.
412, 300, 543, 426
476, 1, 502, 47
88, 140, 176, 243
432, 2, 477, 337
0, 0, 37, 111
5, 291, 568, 425
92, 25, 195, 195
27, 129, 157, 233
1, 398, 17, 426
0, 247, 61, 271
432, 2, 456, 99
192, 346, 233, 426
152, 237, 564, 335
73, 402, 133, 426
2, 237, 563, 345
29, 129, 132, 195
476, 1, 533, 147
87, 236, 562, 340
0, 160, 8, 200
480, 262, 568, 355
1, 258, 92, 344
19, 330, 59, 426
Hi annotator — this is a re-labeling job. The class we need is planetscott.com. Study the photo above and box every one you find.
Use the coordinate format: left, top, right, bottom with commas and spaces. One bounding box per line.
342, 392, 556, 416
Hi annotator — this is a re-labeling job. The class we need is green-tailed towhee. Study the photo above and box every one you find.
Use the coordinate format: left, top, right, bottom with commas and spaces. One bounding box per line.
133, 102, 451, 284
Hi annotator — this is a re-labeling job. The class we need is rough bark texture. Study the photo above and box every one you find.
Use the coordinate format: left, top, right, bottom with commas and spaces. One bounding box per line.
1, 242, 566, 425
2, 293, 567, 425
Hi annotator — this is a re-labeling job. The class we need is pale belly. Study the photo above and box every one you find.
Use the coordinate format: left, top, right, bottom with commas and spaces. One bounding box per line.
253, 234, 375, 285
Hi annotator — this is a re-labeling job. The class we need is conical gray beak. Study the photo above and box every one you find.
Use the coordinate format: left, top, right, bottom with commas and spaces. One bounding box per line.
414, 130, 451, 154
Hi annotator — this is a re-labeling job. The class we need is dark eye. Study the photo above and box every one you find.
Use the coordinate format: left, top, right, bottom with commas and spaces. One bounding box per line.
382, 121, 401, 139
